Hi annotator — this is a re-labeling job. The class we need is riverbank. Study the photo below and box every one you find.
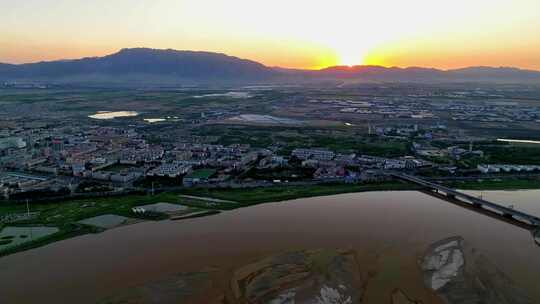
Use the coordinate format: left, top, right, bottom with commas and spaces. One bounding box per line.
0, 192, 199, 257
3, 190, 539, 303
0, 224, 97, 257
443, 178, 540, 191
1, 180, 539, 257
0, 182, 417, 257
177, 181, 420, 205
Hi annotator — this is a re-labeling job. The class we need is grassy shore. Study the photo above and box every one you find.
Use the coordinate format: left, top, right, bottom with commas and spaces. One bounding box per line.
178, 182, 420, 206
0, 224, 98, 258
0, 182, 418, 228
0, 192, 186, 227
0, 182, 420, 256
0, 192, 199, 257
444, 178, 540, 191
3, 179, 536, 230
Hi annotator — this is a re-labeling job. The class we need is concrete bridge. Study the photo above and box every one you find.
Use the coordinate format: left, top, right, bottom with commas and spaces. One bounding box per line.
390, 172, 540, 228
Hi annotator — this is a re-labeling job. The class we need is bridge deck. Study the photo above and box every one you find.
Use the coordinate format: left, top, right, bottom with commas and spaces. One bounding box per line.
391, 172, 540, 227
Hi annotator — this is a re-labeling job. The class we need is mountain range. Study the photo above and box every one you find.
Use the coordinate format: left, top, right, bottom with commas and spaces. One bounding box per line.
1, 48, 540, 84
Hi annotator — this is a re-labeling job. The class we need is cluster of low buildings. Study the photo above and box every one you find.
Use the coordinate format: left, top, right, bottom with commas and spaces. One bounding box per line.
0, 119, 439, 197
0, 171, 73, 199
147, 162, 193, 178
291, 148, 432, 181
413, 142, 484, 160
432, 100, 540, 123
292, 148, 335, 161
477, 164, 540, 174
305, 89, 540, 125
309, 98, 439, 120
373, 124, 448, 140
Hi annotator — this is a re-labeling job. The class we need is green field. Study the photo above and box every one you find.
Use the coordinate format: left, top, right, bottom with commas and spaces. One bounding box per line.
445, 141, 540, 165
186, 169, 217, 179
0, 193, 205, 226
484, 146, 540, 165
193, 125, 409, 156
0, 192, 204, 256
0, 226, 59, 251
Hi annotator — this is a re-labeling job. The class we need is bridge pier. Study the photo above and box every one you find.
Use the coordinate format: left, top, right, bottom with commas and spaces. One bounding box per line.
503, 213, 514, 219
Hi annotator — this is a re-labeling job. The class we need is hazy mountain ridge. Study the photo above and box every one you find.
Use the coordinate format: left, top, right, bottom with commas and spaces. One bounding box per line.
0, 48, 274, 82
309, 65, 540, 82
1, 48, 540, 84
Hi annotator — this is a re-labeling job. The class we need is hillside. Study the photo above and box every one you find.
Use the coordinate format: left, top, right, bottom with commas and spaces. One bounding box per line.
1, 48, 540, 84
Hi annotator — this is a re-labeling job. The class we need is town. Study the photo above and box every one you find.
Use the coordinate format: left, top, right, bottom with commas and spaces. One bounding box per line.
2, 84, 540, 202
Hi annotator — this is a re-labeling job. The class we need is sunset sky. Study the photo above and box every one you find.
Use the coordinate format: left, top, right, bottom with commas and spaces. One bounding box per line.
2, 0, 540, 70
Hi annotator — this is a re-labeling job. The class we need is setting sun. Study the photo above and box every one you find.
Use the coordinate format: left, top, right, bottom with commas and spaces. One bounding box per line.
338, 50, 365, 67
1, 0, 540, 70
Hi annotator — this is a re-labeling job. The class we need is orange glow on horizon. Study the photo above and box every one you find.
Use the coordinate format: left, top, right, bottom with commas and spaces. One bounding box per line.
1, 0, 540, 70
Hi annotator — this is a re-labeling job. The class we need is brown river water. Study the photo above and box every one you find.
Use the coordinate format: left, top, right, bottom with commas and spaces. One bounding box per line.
0, 190, 539, 303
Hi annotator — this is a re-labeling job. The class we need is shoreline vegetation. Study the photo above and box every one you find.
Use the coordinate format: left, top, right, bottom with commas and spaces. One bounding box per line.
445, 178, 540, 191
178, 182, 421, 206
1, 179, 540, 257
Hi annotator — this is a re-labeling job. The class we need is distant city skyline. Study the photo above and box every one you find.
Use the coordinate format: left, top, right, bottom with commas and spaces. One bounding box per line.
2, 0, 540, 70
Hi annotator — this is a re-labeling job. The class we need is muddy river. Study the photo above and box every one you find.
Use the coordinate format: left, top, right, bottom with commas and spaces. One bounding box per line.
0, 190, 539, 303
